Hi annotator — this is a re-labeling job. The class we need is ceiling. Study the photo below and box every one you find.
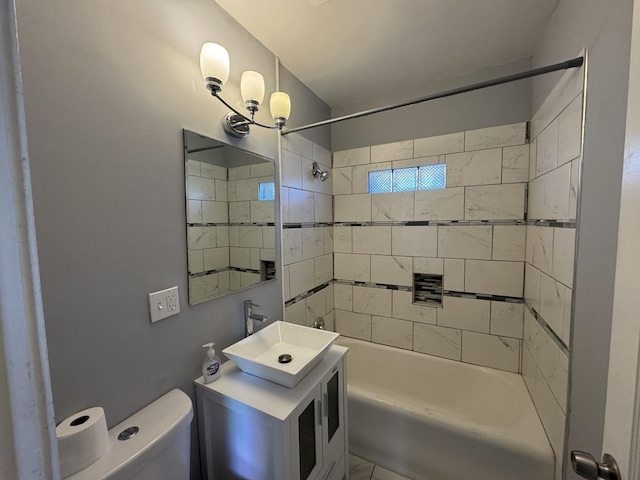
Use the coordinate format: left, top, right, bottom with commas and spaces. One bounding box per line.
215, 0, 559, 108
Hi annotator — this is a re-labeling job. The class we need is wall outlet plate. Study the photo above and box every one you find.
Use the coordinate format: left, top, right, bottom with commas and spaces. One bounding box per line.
148, 286, 180, 323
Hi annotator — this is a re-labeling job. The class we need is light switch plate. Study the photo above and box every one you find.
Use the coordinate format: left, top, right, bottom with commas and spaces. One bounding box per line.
148, 286, 180, 323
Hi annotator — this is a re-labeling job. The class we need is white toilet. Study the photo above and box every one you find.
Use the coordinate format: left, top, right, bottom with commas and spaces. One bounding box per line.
64, 389, 193, 480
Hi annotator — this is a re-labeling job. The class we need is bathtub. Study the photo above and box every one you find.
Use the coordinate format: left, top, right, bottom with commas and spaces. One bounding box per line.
338, 337, 554, 480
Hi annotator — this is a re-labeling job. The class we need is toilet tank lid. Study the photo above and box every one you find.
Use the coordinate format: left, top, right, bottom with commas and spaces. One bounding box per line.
66, 389, 193, 480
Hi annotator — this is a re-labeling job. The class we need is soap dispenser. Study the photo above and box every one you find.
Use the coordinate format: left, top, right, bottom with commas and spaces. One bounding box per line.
202, 342, 221, 384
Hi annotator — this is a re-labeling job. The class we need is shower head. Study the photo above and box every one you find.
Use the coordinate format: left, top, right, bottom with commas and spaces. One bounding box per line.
311, 162, 330, 182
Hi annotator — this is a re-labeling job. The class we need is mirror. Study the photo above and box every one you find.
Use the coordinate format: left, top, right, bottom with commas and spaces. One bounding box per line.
183, 130, 277, 305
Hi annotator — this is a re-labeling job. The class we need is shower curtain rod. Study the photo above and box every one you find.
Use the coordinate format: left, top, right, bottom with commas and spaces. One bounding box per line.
281, 56, 584, 135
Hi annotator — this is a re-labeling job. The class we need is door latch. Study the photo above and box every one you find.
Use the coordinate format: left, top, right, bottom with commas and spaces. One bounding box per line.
571, 451, 621, 480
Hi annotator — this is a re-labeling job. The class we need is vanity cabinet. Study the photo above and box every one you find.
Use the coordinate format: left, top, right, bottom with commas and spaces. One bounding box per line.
195, 345, 348, 480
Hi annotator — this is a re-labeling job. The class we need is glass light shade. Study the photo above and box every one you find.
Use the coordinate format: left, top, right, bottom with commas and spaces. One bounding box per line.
200, 43, 230, 85
241, 71, 265, 104
270, 92, 291, 120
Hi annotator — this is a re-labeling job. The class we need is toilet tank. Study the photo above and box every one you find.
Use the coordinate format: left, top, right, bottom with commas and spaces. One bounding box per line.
66, 389, 193, 480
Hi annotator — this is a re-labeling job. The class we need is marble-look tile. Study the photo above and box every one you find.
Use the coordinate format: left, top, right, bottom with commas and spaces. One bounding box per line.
413, 323, 462, 361
445, 149, 502, 187
528, 162, 571, 221
302, 227, 324, 260
229, 247, 251, 269
315, 254, 333, 285
332, 167, 353, 195
562, 288, 573, 347
281, 187, 290, 224
312, 142, 331, 166
215, 180, 228, 202
371, 465, 411, 480
305, 289, 328, 326
202, 163, 227, 180
250, 200, 274, 223
464, 184, 525, 220
558, 94, 583, 166
314, 193, 332, 223
323, 227, 334, 254
217, 226, 230, 247
525, 226, 553, 275
371, 140, 413, 163
259, 248, 275, 262
414, 132, 464, 157
524, 264, 542, 313
553, 228, 576, 287
288, 188, 315, 223
413, 257, 443, 275
228, 226, 239, 247
250, 162, 274, 178
349, 454, 375, 480
334, 283, 353, 311
250, 248, 261, 270
203, 247, 229, 271
392, 290, 437, 324
188, 226, 217, 250
203, 201, 229, 224
569, 159, 580, 220
238, 225, 263, 248
189, 273, 219, 303
415, 187, 465, 221
371, 256, 412, 286
187, 200, 202, 223
353, 286, 392, 316
187, 176, 216, 201
333, 226, 352, 253
334, 253, 371, 282
353, 226, 392, 255
333, 147, 370, 167
289, 259, 315, 298
325, 284, 334, 313
284, 299, 306, 325
492, 225, 526, 261
372, 192, 415, 221
232, 178, 259, 201
530, 66, 580, 139
372, 316, 413, 351
334, 194, 372, 222
490, 302, 524, 338
464, 123, 526, 151
335, 309, 372, 341
391, 226, 437, 257
539, 273, 566, 338
443, 258, 464, 291
461, 331, 520, 373
229, 270, 241, 291
502, 145, 530, 184
228, 201, 250, 223
218, 270, 230, 294
352, 162, 392, 194
262, 226, 275, 249
529, 139, 537, 181
281, 149, 303, 189
437, 226, 492, 260
393, 155, 440, 169
437, 296, 490, 333
228, 165, 251, 181
303, 157, 330, 194
188, 250, 204, 274
186, 159, 201, 176
283, 133, 313, 160
535, 119, 559, 177
283, 229, 302, 265
465, 260, 524, 297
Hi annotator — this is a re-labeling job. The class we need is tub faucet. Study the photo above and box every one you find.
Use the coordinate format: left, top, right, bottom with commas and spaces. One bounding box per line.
244, 300, 267, 336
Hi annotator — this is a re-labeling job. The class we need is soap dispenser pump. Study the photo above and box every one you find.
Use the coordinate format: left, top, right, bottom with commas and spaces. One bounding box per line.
202, 342, 221, 384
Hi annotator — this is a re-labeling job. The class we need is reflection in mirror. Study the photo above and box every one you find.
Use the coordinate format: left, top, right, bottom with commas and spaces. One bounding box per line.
184, 130, 277, 305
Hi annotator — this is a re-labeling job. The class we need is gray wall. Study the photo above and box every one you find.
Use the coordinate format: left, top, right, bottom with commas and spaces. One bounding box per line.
330, 58, 532, 152
531, 0, 634, 476
13, 0, 327, 477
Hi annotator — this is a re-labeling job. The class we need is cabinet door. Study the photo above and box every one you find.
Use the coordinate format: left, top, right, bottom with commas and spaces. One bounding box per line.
321, 359, 345, 458
290, 384, 323, 480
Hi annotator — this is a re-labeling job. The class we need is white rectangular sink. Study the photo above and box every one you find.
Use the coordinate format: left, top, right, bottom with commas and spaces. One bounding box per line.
222, 321, 339, 388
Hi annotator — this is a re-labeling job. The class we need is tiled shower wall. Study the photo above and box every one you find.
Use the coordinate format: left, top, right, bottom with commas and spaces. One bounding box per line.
331, 123, 529, 373
281, 134, 336, 329
523, 63, 583, 478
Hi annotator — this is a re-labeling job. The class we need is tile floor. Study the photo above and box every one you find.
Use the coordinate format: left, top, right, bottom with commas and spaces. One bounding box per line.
349, 454, 411, 480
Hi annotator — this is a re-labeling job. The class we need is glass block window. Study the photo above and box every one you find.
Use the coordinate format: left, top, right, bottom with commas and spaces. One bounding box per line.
369, 164, 445, 194
258, 182, 275, 201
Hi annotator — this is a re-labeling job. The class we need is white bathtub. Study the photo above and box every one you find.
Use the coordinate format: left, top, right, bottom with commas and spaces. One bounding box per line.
339, 337, 554, 480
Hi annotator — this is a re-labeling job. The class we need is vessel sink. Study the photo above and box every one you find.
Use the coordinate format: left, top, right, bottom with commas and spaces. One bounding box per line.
222, 321, 339, 388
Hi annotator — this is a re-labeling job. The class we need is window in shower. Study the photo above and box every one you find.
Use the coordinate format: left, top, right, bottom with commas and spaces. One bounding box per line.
258, 182, 275, 201
368, 164, 446, 194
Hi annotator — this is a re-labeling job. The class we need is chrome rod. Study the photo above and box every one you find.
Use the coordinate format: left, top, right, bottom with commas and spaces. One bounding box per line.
281, 57, 584, 135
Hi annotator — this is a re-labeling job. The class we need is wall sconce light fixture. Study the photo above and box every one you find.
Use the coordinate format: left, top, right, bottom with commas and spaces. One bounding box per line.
311, 162, 330, 182
200, 42, 292, 138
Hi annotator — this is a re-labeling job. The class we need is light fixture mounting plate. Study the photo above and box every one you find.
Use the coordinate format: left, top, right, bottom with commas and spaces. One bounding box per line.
222, 113, 250, 138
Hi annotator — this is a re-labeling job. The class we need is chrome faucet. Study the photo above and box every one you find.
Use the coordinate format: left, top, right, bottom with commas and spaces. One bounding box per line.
244, 300, 268, 336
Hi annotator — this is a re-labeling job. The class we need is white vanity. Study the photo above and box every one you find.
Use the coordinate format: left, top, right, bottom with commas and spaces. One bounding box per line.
195, 343, 348, 480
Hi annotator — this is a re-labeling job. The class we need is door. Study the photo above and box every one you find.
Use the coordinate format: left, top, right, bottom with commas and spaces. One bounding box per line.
321, 359, 345, 459
291, 385, 323, 480
569, 1, 640, 478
